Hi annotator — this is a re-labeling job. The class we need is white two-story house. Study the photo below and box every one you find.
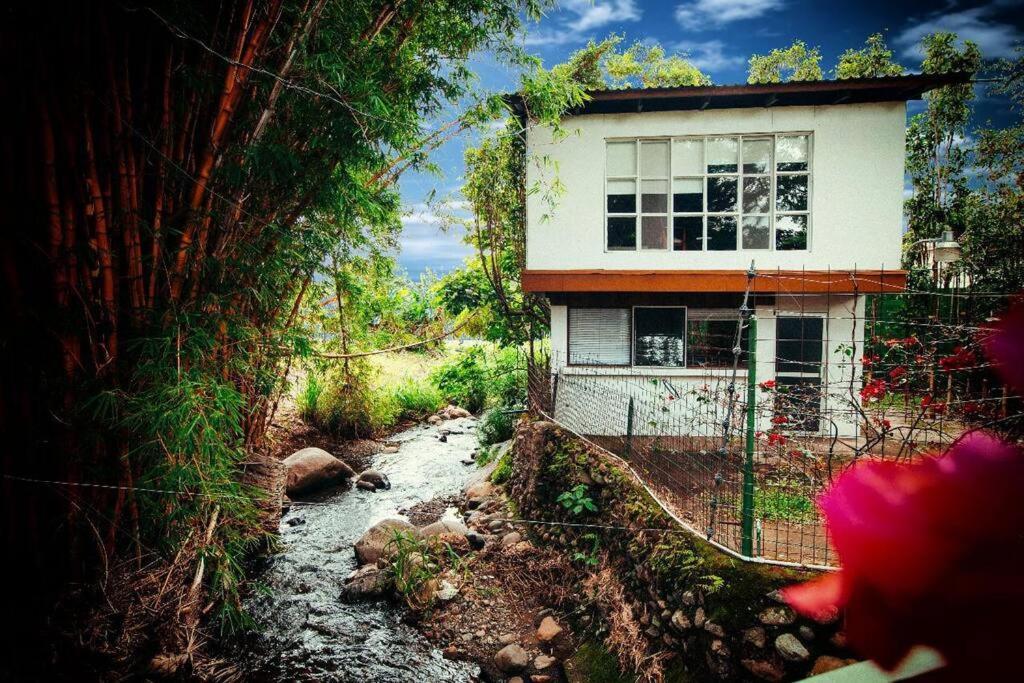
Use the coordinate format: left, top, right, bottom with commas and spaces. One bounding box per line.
514, 74, 965, 441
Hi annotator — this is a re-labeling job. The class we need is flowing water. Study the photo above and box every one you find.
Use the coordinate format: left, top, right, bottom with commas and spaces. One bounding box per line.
243, 417, 482, 682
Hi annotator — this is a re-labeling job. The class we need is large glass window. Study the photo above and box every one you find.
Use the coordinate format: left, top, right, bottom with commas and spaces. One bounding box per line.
608, 135, 811, 252
633, 307, 686, 367
568, 308, 631, 365
686, 311, 748, 368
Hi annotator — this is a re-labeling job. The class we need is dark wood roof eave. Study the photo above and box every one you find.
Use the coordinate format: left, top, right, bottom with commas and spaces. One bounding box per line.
504, 73, 971, 117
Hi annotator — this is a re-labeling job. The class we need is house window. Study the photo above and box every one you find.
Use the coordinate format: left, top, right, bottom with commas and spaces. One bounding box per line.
607, 135, 811, 252
567, 307, 745, 370
568, 308, 631, 365
686, 311, 748, 367
633, 307, 686, 367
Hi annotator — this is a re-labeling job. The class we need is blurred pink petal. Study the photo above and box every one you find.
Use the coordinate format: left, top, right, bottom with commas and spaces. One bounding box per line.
783, 432, 1024, 678
985, 298, 1024, 390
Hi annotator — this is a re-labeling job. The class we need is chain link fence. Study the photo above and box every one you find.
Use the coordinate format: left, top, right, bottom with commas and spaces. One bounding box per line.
526, 283, 1021, 569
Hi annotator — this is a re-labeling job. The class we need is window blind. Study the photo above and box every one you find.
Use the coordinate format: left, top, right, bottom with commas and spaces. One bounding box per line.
568, 308, 630, 365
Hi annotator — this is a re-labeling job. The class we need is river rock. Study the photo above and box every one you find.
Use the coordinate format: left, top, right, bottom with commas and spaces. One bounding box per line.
356, 469, 390, 490
465, 479, 496, 499
741, 658, 785, 682
442, 405, 472, 419
381, 444, 400, 454
340, 564, 390, 601
282, 447, 355, 495
534, 654, 557, 669
418, 518, 470, 538
670, 610, 691, 631
427, 414, 442, 424
758, 605, 796, 626
494, 644, 529, 672
501, 531, 522, 546
356, 480, 377, 492
775, 633, 810, 662
537, 616, 563, 644
354, 518, 414, 565
743, 627, 767, 648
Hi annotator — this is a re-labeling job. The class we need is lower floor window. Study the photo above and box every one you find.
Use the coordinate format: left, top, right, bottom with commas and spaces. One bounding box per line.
568, 306, 743, 369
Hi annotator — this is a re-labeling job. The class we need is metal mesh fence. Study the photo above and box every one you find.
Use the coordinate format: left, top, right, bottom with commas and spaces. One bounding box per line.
525, 281, 1021, 569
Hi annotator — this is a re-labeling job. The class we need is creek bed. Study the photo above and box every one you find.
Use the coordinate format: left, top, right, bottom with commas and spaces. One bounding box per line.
243, 417, 482, 682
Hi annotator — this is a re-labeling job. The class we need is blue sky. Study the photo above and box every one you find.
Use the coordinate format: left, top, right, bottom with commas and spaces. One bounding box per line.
396, 0, 1023, 278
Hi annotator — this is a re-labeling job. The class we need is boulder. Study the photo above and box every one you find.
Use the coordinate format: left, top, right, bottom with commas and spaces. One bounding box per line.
465, 480, 496, 500
427, 414, 442, 425
494, 644, 529, 672
356, 480, 377, 492
774, 633, 810, 662
534, 654, 557, 670
282, 447, 355, 495
501, 531, 522, 547
356, 469, 390, 490
418, 518, 470, 539
340, 564, 390, 601
444, 405, 472, 419
354, 518, 414, 566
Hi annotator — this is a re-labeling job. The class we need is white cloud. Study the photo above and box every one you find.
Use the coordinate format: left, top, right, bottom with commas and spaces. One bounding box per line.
674, 39, 746, 73
524, 1, 641, 47
895, 3, 1023, 60
674, 0, 785, 30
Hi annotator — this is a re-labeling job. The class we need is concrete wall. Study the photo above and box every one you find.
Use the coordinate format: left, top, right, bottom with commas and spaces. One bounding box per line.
525, 103, 906, 273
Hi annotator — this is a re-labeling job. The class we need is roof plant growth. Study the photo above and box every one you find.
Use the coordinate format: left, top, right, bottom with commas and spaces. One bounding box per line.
2, 0, 544, 675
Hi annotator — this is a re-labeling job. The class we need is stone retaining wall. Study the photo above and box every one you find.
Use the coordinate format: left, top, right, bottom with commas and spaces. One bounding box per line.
508, 418, 856, 682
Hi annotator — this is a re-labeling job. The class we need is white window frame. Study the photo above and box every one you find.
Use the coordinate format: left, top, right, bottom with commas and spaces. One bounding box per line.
604, 134, 813, 253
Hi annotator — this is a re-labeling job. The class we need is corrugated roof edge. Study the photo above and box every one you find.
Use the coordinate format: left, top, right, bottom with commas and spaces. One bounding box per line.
504, 72, 971, 119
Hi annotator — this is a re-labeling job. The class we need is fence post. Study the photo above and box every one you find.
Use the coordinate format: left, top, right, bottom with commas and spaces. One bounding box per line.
625, 396, 634, 459
741, 316, 757, 557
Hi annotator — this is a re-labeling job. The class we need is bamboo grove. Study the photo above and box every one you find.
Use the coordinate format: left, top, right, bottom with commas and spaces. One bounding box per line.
1, 0, 538, 674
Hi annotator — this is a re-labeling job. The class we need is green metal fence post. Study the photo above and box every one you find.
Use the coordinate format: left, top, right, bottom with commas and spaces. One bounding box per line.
741, 316, 757, 557
625, 396, 635, 459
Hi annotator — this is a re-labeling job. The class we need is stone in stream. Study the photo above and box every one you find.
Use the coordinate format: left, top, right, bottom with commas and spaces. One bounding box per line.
356, 480, 377, 492
353, 518, 415, 566
494, 644, 529, 672
501, 531, 522, 547
281, 447, 355, 496
356, 468, 390, 490
536, 616, 563, 644
340, 564, 391, 602
775, 633, 811, 662
417, 518, 470, 539
534, 654, 557, 669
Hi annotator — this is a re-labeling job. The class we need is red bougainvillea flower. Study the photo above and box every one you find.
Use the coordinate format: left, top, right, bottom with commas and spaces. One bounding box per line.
888, 366, 907, 382
859, 378, 887, 402
985, 298, 1024, 390
938, 345, 977, 372
758, 379, 776, 391
766, 431, 787, 447
782, 433, 1024, 679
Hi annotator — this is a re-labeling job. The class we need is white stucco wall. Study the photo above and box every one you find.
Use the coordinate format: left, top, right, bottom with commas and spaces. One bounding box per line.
525, 103, 907, 273
549, 295, 867, 440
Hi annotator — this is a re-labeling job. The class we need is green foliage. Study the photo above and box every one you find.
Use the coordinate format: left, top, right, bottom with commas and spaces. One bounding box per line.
385, 379, 445, 420
603, 40, 711, 88
490, 449, 513, 484
557, 483, 598, 515
835, 33, 904, 79
571, 532, 601, 567
479, 407, 515, 446
386, 530, 461, 608
314, 360, 400, 436
753, 483, 816, 522
747, 40, 823, 83
296, 372, 324, 423
430, 346, 489, 413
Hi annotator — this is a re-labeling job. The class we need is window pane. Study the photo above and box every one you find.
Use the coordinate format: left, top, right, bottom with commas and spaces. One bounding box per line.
707, 137, 738, 173
774, 377, 822, 432
742, 176, 770, 213
634, 307, 686, 367
641, 179, 668, 213
641, 216, 668, 249
776, 316, 823, 373
776, 135, 809, 172
742, 138, 771, 174
707, 216, 737, 250
776, 174, 808, 212
708, 176, 737, 212
607, 179, 636, 213
673, 216, 703, 251
608, 216, 636, 250
687, 316, 747, 367
672, 138, 703, 176
672, 178, 702, 213
776, 215, 807, 250
641, 141, 669, 177
742, 216, 770, 249
569, 308, 630, 365
607, 141, 637, 176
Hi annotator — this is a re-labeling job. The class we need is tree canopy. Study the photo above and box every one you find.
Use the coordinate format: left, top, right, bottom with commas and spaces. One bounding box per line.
747, 40, 823, 83
835, 33, 905, 79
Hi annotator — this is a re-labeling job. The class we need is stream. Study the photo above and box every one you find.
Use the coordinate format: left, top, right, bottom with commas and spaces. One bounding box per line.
243, 417, 482, 682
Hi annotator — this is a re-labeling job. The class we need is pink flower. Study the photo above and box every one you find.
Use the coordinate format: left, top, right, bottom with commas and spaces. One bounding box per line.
985, 298, 1024, 390
782, 433, 1024, 679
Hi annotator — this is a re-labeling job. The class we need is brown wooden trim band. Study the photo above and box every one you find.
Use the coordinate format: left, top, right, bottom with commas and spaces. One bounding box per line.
521, 269, 908, 294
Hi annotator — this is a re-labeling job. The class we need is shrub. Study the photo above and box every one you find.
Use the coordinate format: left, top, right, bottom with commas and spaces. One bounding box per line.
430, 346, 488, 413
478, 407, 515, 446
296, 371, 324, 422
314, 360, 400, 437
386, 378, 444, 420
